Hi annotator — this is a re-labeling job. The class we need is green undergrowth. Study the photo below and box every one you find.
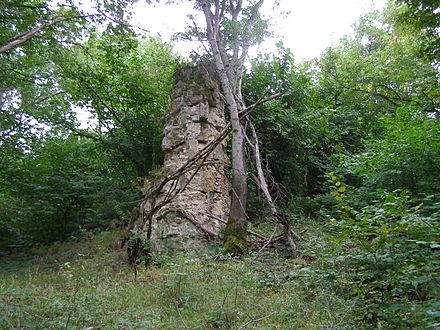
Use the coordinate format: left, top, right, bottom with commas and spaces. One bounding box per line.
2, 218, 436, 329
0, 226, 360, 329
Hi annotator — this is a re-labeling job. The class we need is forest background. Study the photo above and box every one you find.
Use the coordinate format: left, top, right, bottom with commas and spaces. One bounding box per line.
0, 0, 439, 328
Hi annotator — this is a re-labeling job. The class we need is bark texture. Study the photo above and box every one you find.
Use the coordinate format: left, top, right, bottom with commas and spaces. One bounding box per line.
199, 0, 254, 254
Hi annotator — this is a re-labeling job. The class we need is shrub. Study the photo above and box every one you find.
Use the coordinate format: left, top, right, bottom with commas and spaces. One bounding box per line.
325, 173, 440, 328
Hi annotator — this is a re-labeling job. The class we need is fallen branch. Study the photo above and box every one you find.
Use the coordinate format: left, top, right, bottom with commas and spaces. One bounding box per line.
237, 312, 276, 330
182, 211, 219, 239
206, 213, 267, 240
257, 224, 279, 254
299, 228, 309, 235
245, 119, 298, 256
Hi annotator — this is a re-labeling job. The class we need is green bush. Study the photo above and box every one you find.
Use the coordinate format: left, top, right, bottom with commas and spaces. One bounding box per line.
0, 136, 138, 249
326, 173, 440, 328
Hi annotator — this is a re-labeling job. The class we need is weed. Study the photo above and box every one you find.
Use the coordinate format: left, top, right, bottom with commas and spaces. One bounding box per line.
324, 173, 440, 328
0, 229, 362, 328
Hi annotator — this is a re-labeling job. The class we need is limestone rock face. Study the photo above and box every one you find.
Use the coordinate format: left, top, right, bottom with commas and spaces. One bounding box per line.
134, 64, 230, 253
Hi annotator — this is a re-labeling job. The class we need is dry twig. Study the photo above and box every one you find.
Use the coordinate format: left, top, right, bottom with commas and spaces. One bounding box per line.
245, 119, 298, 256
237, 312, 276, 330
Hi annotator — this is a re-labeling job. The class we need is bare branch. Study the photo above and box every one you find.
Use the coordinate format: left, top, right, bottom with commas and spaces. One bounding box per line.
237, 312, 276, 330
0, 14, 95, 54
0, 23, 49, 54
257, 223, 279, 254
182, 211, 219, 239
245, 119, 298, 255
206, 213, 268, 240
240, 92, 283, 118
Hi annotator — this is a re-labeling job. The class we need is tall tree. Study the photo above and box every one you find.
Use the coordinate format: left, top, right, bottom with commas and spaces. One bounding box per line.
0, 0, 178, 248
0, 0, 139, 132
189, 0, 272, 253
58, 30, 180, 177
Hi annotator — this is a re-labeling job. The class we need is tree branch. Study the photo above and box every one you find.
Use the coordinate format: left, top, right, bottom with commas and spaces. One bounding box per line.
0, 23, 49, 54
182, 211, 219, 239
245, 119, 298, 255
330, 72, 438, 113
0, 1, 48, 9
237, 312, 276, 330
0, 15, 95, 54
206, 213, 267, 240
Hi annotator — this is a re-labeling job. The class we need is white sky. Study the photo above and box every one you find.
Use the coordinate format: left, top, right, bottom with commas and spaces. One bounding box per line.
131, 0, 388, 61
76, 0, 388, 128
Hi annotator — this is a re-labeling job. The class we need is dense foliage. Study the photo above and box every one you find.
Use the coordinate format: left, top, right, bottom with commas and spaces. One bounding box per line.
0, 0, 439, 327
0, 0, 180, 248
240, 4, 439, 326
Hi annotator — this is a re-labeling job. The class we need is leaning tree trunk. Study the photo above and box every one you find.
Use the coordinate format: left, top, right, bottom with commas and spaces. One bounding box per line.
200, 0, 252, 254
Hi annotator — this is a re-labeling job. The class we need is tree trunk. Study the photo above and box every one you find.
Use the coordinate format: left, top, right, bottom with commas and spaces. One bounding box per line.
225, 113, 248, 254
199, 0, 248, 254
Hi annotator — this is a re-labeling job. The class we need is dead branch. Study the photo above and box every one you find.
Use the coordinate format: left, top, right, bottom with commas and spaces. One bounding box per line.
138, 158, 220, 236
245, 119, 298, 256
237, 312, 276, 330
299, 228, 309, 235
257, 224, 279, 254
206, 213, 267, 240
182, 211, 219, 239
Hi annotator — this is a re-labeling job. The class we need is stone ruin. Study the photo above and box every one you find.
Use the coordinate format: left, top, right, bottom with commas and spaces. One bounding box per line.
131, 64, 230, 253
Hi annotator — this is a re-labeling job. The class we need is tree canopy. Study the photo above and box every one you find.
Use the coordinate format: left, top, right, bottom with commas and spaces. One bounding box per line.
0, 0, 439, 326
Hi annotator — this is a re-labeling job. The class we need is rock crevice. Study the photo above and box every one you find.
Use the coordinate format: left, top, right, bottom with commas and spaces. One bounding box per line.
133, 64, 230, 252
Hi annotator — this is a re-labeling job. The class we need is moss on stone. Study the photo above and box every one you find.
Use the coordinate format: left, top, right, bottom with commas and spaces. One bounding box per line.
141, 167, 171, 194
173, 63, 220, 107
148, 167, 171, 181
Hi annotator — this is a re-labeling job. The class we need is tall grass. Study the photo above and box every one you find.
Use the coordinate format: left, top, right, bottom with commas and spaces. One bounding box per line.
0, 228, 358, 329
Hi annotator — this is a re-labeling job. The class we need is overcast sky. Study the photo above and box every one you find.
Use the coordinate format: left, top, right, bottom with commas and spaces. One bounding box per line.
131, 0, 388, 61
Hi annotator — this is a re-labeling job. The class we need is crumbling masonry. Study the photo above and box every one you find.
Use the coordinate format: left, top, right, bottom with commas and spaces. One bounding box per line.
132, 64, 230, 253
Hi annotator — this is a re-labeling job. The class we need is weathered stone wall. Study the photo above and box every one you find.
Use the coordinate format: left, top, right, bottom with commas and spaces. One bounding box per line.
133, 64, 230, 253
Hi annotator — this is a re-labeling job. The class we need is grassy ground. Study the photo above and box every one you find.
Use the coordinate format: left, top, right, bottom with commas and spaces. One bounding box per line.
0, 226, 358, 329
